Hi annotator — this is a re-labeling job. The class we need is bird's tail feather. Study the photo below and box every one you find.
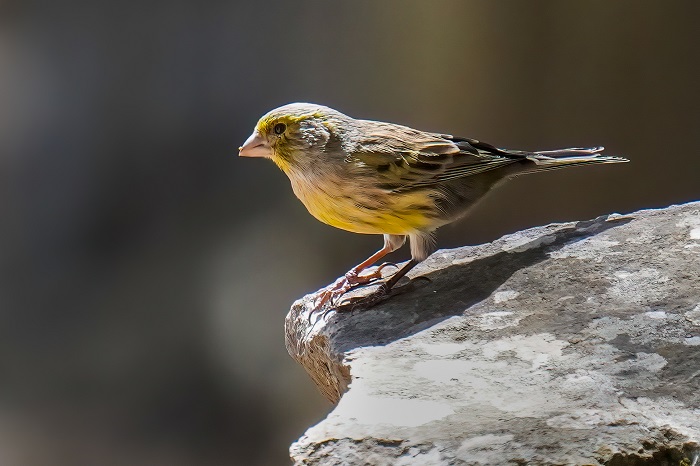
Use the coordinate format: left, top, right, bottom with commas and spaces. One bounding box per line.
522, 146, 628, 171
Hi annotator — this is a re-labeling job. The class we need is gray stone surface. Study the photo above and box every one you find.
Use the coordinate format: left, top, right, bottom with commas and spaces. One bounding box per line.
285, 202, 700, 465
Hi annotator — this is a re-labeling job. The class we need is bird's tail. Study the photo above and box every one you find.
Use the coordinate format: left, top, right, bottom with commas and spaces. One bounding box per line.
518, 146, 628, 173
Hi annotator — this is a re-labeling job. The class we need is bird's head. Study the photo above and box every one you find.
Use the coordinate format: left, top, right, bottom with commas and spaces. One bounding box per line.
239, 103, 345, 171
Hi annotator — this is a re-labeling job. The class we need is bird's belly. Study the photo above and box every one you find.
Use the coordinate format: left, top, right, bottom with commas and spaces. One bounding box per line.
293, 182, 438, 235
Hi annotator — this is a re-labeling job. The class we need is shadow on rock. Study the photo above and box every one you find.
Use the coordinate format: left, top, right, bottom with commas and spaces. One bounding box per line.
329, 215, 633, 353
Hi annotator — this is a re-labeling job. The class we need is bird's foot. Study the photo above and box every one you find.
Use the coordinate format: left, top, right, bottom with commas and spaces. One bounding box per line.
315, 262, 398, 306
336, 274, 432, 312
335, 262, 398, 292
307, 263, 399, 322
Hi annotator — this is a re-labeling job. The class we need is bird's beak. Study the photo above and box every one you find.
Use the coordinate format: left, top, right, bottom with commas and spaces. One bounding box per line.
238, 132, 272, 158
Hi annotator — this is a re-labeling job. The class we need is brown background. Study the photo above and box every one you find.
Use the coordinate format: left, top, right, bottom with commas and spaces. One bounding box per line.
1, 1, 698, 465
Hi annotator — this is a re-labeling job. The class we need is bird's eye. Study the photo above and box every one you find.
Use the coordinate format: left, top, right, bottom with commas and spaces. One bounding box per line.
274, 123, 286, 135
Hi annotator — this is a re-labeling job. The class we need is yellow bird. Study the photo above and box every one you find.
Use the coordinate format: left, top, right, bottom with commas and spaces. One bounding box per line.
239, 103, 627, 307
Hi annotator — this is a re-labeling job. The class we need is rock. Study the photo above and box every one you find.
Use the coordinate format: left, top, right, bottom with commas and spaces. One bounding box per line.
285, 202, 700, 466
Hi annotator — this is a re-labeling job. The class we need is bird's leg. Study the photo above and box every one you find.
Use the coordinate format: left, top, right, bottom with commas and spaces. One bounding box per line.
313, 234, 406, 309
363, 231, 432, 295
315, 245, 393, 308
334, 246, 393, 288
334, 259, 420, 312
379, 258, 419, 292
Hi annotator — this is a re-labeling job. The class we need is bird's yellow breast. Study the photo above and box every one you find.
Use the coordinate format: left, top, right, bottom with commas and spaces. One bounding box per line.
288, 174, 437, 235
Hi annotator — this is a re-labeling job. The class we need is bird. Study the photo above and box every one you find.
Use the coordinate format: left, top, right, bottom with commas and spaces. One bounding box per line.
239, 102, 628, 309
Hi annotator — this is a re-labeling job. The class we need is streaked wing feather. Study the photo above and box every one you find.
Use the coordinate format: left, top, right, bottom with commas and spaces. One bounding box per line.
348, 123, 520, 191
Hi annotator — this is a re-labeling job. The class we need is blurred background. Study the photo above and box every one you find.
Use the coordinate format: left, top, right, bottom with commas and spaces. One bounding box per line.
1, 0, 699, 464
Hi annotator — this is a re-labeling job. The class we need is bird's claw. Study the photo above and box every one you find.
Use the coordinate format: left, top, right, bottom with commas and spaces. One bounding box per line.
306, 264, 419, 323
376, 261, 399, 271
306, 281, 354, 324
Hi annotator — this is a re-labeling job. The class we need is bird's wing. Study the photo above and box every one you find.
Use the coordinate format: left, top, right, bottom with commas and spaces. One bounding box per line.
347, 122, 521, 191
